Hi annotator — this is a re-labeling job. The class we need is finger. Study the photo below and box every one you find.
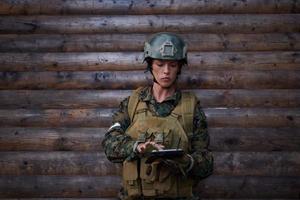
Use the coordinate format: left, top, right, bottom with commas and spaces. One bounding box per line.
153, 143, 165, 150
136, 145, 142, 153
144, 141, 152, 149
137, 143, 146, 153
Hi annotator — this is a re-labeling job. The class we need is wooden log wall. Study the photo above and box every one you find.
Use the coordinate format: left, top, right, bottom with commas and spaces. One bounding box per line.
0, 0, 299, 199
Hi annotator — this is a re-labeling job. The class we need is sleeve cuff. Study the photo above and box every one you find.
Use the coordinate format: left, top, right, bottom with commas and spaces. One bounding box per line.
124, 140, 139, 161
133, 141, 139, 153
186, 154, 195, 173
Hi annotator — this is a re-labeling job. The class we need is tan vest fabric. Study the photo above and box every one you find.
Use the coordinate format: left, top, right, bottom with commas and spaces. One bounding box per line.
123, 87, 197, 199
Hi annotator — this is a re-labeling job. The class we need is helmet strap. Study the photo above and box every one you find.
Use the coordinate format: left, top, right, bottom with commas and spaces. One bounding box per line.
150, 70, 159, 84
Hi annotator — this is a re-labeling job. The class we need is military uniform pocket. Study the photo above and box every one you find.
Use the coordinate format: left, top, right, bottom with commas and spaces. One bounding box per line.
140, 158, 160, 196
123, 160, 140, 197
140, 158, 175, 196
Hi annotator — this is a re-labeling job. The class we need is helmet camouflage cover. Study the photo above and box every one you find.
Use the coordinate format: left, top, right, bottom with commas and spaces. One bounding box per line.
143, 32, 188, 64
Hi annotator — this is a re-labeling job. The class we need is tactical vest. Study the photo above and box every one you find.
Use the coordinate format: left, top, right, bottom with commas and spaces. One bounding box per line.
122, 87, 197, 199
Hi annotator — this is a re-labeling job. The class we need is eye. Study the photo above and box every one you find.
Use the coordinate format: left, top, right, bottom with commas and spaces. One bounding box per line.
170, 63, 178, 68
156, 62, 163, 67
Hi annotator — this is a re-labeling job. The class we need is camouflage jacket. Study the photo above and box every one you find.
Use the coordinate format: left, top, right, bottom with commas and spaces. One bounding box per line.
102, 86, 213, 180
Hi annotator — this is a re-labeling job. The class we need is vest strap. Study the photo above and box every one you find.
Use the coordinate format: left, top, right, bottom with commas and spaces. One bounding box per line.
172, 92, 197, 136
128, 87, 144, 122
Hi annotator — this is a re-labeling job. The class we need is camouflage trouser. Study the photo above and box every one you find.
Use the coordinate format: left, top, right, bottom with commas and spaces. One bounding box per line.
119, 197, 200, 200
118, 187, 200, 200
139, 198, 199, 200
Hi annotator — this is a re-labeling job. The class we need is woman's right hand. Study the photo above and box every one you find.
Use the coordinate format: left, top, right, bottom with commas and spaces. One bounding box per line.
136, 140, 165, 154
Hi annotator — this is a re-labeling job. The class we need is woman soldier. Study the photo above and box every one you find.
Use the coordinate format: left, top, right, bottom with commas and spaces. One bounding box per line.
102, 32, 213, 200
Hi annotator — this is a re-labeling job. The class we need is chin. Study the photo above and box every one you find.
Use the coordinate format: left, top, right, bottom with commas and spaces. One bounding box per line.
154, 78, 177, 88
159, 82, 175, 89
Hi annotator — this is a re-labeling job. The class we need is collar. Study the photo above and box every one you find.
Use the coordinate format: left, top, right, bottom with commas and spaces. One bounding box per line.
139, 86, 181, 103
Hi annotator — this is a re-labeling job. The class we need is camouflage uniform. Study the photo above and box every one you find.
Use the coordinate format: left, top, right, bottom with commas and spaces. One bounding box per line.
102, 86, 213, 199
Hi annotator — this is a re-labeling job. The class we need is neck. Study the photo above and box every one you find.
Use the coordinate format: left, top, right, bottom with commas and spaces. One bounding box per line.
152, 83, 176, 103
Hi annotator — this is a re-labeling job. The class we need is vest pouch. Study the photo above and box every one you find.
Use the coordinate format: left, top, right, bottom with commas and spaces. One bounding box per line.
140, 158, 159, 196
140, 158, 176, 197
154, 166, 174, 196
155, 172, 193, 197
123, 160, 140, 197
162, 129, 173, 148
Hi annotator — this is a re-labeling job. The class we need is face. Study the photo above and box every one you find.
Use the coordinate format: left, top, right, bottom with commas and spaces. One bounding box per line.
151, 59, 180, 88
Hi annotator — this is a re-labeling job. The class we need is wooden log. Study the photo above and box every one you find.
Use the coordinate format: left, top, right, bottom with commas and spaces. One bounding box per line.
0, 52, 143, 71
3, 199, 117, 200
0, 197, 286, 200
0, 199, 291, 200
210, 127, 300, 151
0, 90, 131, 109
0, 70, 299, 89
1, 51, 299, 71
0, 14, 299, 34
0, 199, 116, 200
0, 0, 299, 15
214, 152, 300, 176
0, 127, 299, 152
206, 108, 300, 128
0, 108, 298, 128
194, 89, 300, 108
0, 127, 106, 151
1, 89, 300, 109
197, 176, 300, 198
0, 152, 121, 176
0, 108, 114, 127
0, 175, 299, 198
0, 151, 299, 177
0, 33, 299, 52
0, 175, 120, 198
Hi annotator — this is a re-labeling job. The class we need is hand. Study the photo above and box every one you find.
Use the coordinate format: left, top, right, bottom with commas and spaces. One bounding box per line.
136, 140, 165, 154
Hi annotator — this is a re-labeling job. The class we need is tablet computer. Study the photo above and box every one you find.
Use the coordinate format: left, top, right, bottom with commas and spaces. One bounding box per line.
150, 149, 184, 157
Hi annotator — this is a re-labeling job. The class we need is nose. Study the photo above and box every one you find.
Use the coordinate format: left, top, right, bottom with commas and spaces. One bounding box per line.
163, 64, 171, 74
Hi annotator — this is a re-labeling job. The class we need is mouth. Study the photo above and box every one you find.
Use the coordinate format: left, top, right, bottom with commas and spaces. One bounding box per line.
161, 77, 170, 81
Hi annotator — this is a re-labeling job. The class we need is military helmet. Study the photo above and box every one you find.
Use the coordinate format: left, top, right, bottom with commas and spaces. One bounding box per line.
143, 32, 187, 64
